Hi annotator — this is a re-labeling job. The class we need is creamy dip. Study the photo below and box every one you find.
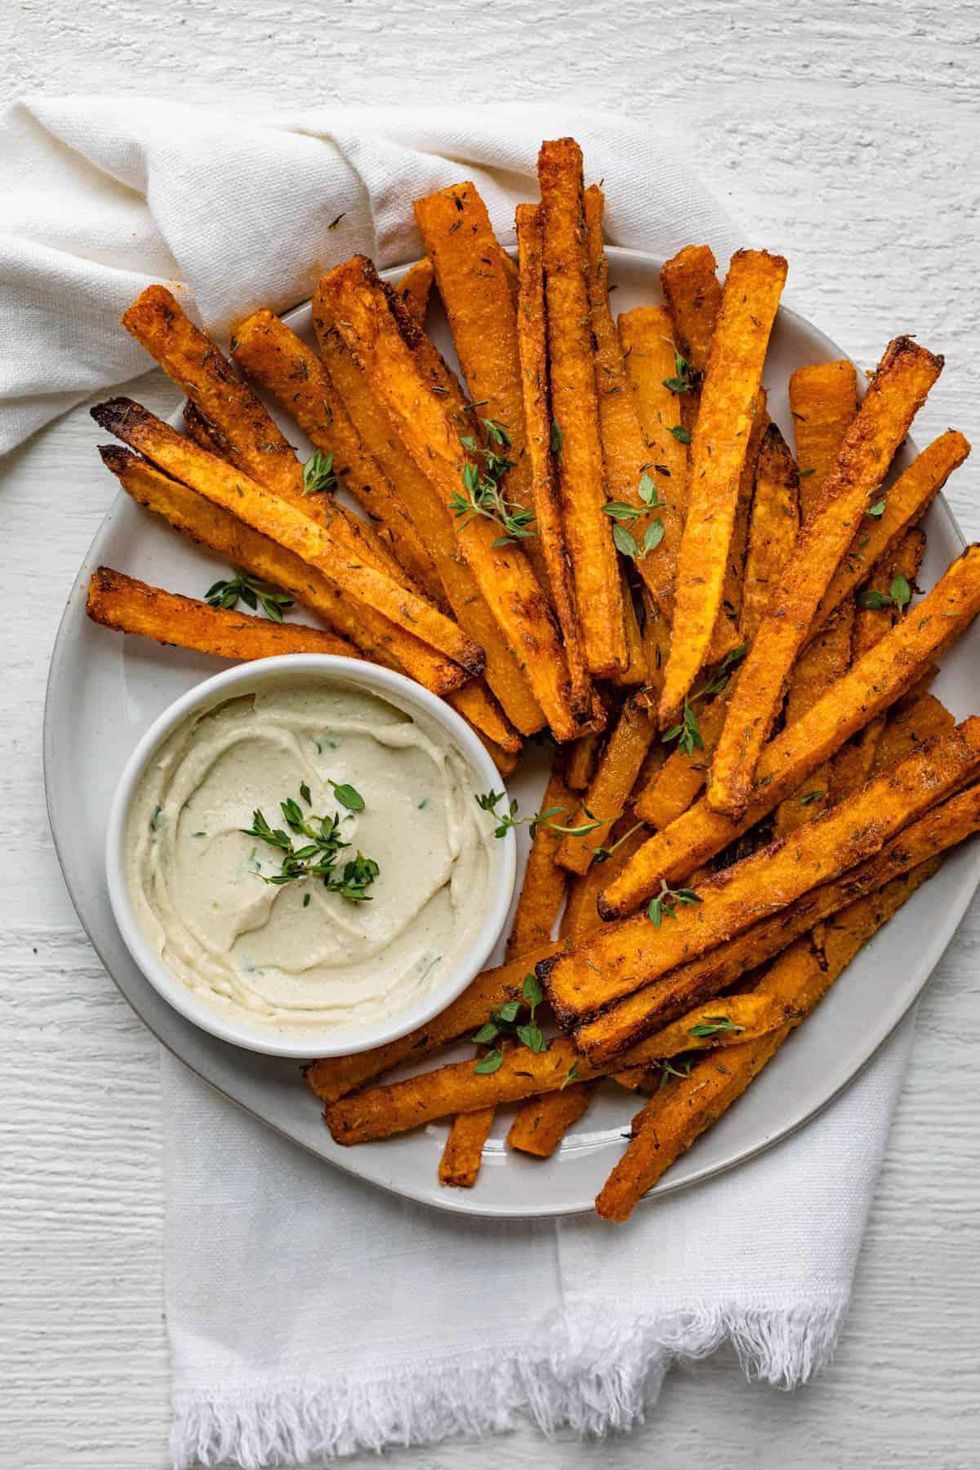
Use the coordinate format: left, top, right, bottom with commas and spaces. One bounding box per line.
126, 678, 497, 1034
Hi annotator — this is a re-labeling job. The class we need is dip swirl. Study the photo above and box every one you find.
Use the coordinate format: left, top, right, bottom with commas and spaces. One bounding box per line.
126, 678, 497, 1034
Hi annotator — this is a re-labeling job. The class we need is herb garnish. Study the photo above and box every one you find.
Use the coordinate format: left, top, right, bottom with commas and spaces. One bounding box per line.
471, 973, 549, 1071
662, 643, 746, 757
799, 790, 823, 806
592, 820, 648, 864
241, 786, 378, 900
668, 424, 692, 445
647, 879, 701, 928
857, 574, 912, 612
866, 498, 887, 519
205, 571, 294, 623
450, 418, 535, 546
662, 351, 698, 395
476, 790, 602, 841
657, 1057, 694, 1089
550, 419, 564, 456
688, 1016, 745, 1039
302, 449, 338, 497
605, 471, 666, 561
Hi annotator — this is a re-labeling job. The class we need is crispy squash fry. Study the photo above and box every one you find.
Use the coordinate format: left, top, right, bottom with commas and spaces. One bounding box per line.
305, 939, 563, 1105
439, 1106, 496, 1188
315, 323, 542, 737
396, 257, 435, 326
741, 423, 801, 643
659, 250, 788, 727
614, 577, 650, 687
414, 183, 534, 514
86, 567, 355, 660
659, 244, 723, 375
514, 203, 592, 718
316, 257, 582, 740
817, 431, 969, 628
575, 783, 980, 1061
543, 718, 980, 1022
598, 545, 980, 917
506, 764, 574, 958
560, 816, 648, 942
325, 995, 782, 1144
595, 860, 939, 1220
121, 285, 301, 499
565, 730, 603, 793
538, 138, 625, 677
710, 336, 945, 815
98, 445, 471, 696
583, 189, 674, 617
716, 392, 770, 650
773, 602, 856, 837
91, 399, 484, 683
557, 697, 656, 875
230, 309, 438, 594
616, 305, 689, 622
507, 1085, 596, 1157
789, 359, 858, 517
871, 690, 956, 775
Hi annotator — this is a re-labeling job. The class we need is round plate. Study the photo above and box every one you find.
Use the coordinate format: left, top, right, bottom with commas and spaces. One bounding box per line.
45, 248, 979, 1217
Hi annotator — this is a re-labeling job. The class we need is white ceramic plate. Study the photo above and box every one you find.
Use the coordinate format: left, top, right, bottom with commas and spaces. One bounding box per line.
45, 249, 979, 1217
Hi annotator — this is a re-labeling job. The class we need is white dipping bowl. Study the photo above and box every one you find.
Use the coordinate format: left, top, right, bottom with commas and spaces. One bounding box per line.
105, 654, 517, 1059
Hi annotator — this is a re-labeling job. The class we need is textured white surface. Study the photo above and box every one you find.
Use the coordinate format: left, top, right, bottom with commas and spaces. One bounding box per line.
1, 3, 979, 1467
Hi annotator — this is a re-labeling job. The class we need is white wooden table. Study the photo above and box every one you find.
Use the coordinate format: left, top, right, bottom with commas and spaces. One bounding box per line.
2, 4, 978, 1466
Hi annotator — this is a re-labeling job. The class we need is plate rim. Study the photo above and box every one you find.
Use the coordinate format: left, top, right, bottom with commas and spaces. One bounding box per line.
43, 245, 979, 1218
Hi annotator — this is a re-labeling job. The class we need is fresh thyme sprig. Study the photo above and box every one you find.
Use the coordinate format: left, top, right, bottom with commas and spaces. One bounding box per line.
656, 1056, 694, 1089
472, 972, 548, 1073
450, 418, 536, 546
476, 790, 602, 841
302, 449, 338, 496
604, 471, 666, 562
688, 1016, 745, 1039
662, 351, 699, 396
857, 574, 912, 612
592, 820, 648, 864
205, 570, 294, 623
647, 879, 701, 928
662, 643, 747, 757
241, 783, 378, 901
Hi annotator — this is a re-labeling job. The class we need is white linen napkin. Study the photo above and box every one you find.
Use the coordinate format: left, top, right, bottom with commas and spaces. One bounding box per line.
2, 95, 918, 1467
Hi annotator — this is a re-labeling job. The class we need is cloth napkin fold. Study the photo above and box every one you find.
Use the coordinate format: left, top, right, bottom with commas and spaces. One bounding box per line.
3, 96, 917, 1467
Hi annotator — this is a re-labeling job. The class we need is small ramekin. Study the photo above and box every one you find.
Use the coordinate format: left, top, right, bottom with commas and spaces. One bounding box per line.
105, 654, 516, 1058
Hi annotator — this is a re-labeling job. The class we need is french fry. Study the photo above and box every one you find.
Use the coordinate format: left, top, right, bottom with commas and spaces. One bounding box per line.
507, 1085, 595, 1157
326, 994, 783, 1144
741, 424, 801, 643
538, 138, 626, 677
816, 432, 969, 630
659, 250, 788, 727
789, 359, 858, 517
439, 1107, 496, 1188
98, 446, 473, 697
543, 718, 980, 1023
414, 183, 532, 509
182, 400, 225, 455
598, 544, 980, 917
396, 257, 435, 326
575, 783, 980, 1061
505, 764, 574, 958
709, 336, 945, 815
316, 257, 582, 740
615, 576, 651, 687
91, 398, 484, 682
565, 730, 603, 793
86, 567, 356, 660
595, 859, 939, 1220
583, 189, 673, 614
230, 310, 438, 595
617, 306, 690, 622
871, 690, 956, 774
305, 939, 563, 1105
716, 392, 770, 650
514, 203, 592, 718
315, 322, 545, 736
557, 697, 656, 876
121, 285, 301, 500
659, 244, 722, 375
773, 602, 855, 837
